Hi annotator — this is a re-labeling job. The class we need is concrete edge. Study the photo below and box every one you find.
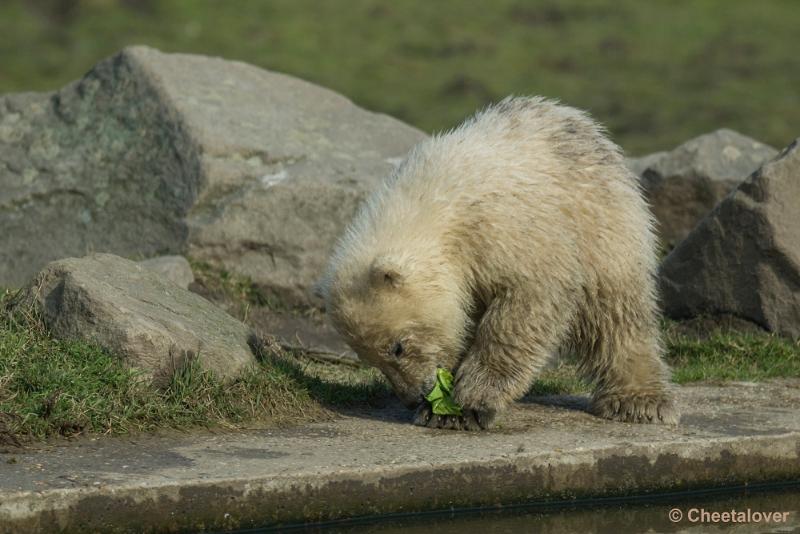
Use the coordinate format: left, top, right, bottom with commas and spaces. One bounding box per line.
1, 433, 799, 533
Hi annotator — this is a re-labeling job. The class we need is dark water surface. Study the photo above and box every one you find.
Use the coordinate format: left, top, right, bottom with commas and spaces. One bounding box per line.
247, 484, 800, 534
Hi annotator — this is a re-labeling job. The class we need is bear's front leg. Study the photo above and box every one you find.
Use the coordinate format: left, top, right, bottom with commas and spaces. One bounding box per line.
415, 293, 561, 431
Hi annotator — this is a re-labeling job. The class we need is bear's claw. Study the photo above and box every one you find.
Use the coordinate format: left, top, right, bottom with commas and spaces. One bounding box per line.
590, 392, 679, 425
412, 404, 496, 431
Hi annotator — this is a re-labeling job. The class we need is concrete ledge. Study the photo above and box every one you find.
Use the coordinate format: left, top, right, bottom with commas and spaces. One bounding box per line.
1, 380, 799, 533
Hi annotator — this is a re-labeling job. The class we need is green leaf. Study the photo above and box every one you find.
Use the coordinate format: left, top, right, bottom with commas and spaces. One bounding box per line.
425, 368, 462, 416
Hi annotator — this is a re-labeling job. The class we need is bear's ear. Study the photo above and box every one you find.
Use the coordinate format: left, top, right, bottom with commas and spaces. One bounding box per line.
369, 255, 406, 289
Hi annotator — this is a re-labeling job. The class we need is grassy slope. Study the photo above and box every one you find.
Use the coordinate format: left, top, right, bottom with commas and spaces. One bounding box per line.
1, 0, 799, 154
0, 289, 389, 445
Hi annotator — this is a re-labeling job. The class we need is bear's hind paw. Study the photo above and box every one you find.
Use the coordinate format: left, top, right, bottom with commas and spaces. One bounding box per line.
590, 392, 679, 425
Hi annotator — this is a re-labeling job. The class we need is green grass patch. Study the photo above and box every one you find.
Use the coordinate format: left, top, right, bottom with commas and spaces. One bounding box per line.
664, 329, 800, 384
0, 289, 388, 445
528, 363, 589, 397
189, 260, 286, 315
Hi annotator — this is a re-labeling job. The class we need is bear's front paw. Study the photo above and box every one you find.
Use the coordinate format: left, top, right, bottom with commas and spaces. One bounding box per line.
412, 404, 495, 431
463, 407, 496, 430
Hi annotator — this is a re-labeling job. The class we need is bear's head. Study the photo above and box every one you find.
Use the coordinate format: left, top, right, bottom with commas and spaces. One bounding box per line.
322, 251, 471, 409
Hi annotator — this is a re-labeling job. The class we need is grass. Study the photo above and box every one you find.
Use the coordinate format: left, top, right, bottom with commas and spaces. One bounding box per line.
664, 329, 800, 384
528, 363, 590, 397
525, 325, 800, 397
1, 1, 799, 155
0, 288, 389, 446
189, 259, 288, 318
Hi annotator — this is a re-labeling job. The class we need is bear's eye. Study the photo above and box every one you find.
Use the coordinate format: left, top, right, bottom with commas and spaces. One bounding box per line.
390, 341, 404, 358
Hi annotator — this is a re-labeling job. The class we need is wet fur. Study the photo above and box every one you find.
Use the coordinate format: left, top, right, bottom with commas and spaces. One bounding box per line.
321, 96, 679, 430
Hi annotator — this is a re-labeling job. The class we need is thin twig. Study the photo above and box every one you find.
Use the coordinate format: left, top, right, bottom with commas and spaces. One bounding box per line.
277, 342, 364, 368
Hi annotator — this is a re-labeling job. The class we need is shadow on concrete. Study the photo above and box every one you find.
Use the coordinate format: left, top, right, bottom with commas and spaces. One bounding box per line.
520, 394, 591, 413
247, 332, 412, 426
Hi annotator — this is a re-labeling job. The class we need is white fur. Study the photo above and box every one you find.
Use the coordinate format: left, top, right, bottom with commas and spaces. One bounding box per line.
322, 96, 678, 429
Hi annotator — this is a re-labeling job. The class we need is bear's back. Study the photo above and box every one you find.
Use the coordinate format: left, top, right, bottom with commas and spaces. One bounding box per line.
330, 96, 655, 294
365, 97, 644, 241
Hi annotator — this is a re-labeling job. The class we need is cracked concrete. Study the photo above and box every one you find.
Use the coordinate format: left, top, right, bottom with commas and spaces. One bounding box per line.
1, 380, 799, 533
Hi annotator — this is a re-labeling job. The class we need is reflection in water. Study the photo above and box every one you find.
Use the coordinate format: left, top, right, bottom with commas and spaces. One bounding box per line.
259, 486, 800, 534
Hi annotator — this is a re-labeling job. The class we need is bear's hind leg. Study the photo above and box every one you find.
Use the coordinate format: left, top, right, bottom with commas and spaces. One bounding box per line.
578, 303, 679, 425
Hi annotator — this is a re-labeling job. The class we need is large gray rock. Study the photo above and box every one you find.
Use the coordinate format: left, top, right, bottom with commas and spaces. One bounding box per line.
0, 46, 424, 305
659, 140, 800, 339
10, 253, 258, 385
628, 129, 777, 249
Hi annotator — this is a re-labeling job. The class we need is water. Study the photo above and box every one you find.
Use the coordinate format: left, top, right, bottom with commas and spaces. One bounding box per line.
253, 484, 800, 533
